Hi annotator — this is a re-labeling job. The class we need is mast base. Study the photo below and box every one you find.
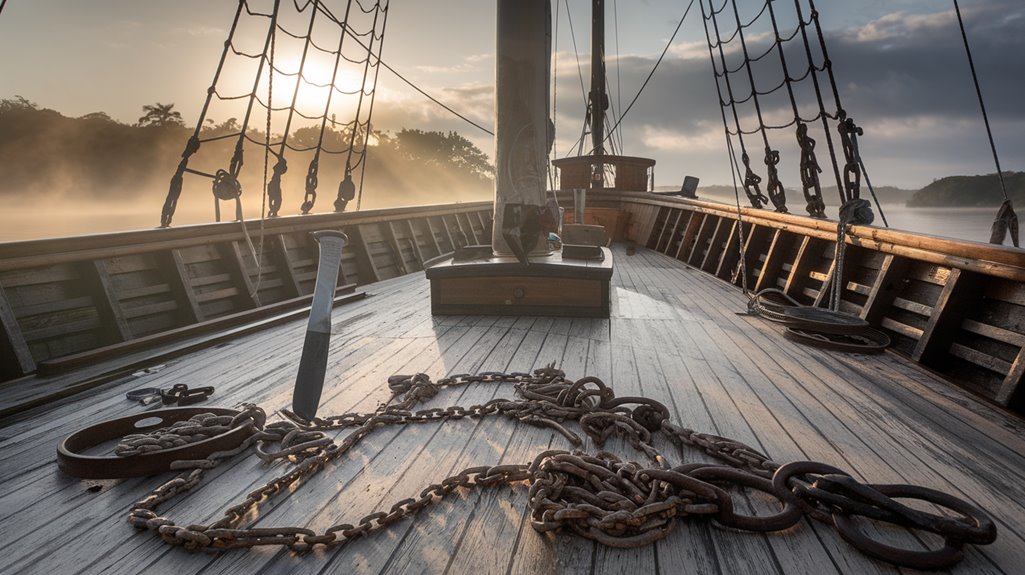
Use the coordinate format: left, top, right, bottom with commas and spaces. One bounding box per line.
425, 247, 613, 318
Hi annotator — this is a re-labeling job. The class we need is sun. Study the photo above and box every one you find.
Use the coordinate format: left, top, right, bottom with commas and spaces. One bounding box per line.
277, 61, 367, 121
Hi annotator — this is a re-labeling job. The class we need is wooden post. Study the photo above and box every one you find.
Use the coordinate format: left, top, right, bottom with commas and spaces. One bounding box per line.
88, 260, 132, 343
715, 220, 741, 280
997, 349, 1024, 408
167, 249, 204, 323
0, 281, 35, 377
273, 234, 303, 297
424, 217, 444, 256
348, 226, 380, 284
859, 254, 910, 325
913, 267, 986, 365
733, 225, 768, 288
405, 220, 426, 269
384, 222, 408, 275
686, 214, 714, 265
753, 230, 790, 293
676, 212, 704, 261
660, 211, 683, 254
783, 236, 817, 301
700, 218, 727, 272
222, 241, 260, 308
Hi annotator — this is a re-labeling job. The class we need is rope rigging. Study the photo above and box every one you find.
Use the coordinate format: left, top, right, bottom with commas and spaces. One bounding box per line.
700, 0, 887, 224
159, 0, 390, 227
952, 0, 1019, 248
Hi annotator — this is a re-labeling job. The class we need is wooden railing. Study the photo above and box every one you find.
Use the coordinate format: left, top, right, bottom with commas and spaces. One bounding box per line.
0, 202, 492, 382
2, 193, 1022, 416
579, 191, 1025, 414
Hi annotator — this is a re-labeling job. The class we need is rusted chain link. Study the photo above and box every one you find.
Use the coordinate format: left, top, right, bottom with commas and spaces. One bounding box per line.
125, 367, 996, 570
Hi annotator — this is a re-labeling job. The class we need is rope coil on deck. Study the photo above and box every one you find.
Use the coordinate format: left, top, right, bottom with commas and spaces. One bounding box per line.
114, 367, 995, 569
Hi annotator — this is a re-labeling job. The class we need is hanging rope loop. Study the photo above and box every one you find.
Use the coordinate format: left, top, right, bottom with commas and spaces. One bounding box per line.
211, 169, 242, 201
301, 156, 319, 215
334, 172, 356, 212
837, 110, 864, 202
741, 152, 767, 209
764, 147, 788, 213
796, 123, 826, 218
267, 153, 287, 217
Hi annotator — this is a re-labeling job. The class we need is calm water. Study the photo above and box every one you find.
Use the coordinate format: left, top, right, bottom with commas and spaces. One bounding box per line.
0, 198, 1009, 246
873, 205, 1001, 244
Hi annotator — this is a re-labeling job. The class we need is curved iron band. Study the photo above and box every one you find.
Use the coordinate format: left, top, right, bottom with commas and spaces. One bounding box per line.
688, 465, 804, 532
782, 306, 870, 334
783, 326, 891, 354
57, 407, 254, 479
772, 460, 851, 523
809, 476, 996, 545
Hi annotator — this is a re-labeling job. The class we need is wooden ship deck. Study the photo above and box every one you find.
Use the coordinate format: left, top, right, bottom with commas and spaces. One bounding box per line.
2, 238, 1025, 574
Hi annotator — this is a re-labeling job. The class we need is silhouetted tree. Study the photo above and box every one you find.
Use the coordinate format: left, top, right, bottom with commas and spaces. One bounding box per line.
138, 103, 184, 127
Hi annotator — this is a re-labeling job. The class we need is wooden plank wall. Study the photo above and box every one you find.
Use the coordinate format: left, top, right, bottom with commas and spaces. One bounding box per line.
0, 205, 493, 382
612, 194, 1025, 415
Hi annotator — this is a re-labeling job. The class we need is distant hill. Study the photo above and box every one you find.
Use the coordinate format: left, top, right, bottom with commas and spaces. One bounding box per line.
679, 184, 918, 207
907, 172, 1025, 207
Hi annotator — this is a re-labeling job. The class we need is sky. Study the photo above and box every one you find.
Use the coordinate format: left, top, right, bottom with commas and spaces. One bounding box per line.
1, 0, 1023, 194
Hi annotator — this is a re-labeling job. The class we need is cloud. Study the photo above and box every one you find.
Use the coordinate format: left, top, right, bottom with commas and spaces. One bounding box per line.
363, 0, 1024, 189
173, 25, 226, 38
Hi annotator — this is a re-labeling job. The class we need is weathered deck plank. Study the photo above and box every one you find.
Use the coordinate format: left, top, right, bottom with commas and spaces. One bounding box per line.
2, 245, 1024, 574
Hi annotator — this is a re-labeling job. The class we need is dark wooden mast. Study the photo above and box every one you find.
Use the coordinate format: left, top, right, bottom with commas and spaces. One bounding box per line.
553, 0, 655, 196
590, 0, 605, 190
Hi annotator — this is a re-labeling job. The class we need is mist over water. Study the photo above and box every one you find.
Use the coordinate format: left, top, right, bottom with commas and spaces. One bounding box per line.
0, 192, 1007, 248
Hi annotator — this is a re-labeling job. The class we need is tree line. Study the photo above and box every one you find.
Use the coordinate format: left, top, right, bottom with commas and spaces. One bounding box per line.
0, 97, 494, 211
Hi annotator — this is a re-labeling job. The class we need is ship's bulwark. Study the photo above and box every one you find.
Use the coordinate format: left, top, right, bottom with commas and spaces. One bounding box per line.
1, 238, 1024, 573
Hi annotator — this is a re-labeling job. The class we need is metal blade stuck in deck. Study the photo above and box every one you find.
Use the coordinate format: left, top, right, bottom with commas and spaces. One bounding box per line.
292, 230, 348, 420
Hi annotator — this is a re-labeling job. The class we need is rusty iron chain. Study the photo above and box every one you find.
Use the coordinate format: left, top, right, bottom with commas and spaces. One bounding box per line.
124, 366, 996, 569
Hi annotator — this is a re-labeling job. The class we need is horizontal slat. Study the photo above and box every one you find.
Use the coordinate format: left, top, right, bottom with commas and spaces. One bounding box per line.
961, 319, 1025, 348
122, 300, 178, 320
846, 281, 872, 296
0, 265, 81, 287
880, 317, 924, 339
891, 297, 933, 317
22, 316, 99, 341
950, 343, 1013, 374
190, 273, 232, 288
119, 283, 172, 300
194, 287, 240, 303
13, 295, 94, 318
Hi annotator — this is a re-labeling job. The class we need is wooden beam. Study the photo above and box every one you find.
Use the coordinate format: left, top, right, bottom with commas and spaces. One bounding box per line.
167, 249, 204, 323
686, 214, 714, 265
733, 225, 769, 288
273, 234, 303, 297
753, 229, 788, 293
997, 348, 1025, 407
441, 215, 463, 249
715, 220, 741, 280
222, 241, 260, 308
675, 212, 703, 261
424, 217, 444, 257
913, 268, 987, 365
88, 260, 132, 343
700, 218, 727, 272
859, 254, 911, 325
459, 212, 480, 244
349, 226, 380, 284
0, 281, 35, 376
782, 237, 820, 304
385, 222, 409, 276
405, 220, 426, 270
654, 208, 676, 251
